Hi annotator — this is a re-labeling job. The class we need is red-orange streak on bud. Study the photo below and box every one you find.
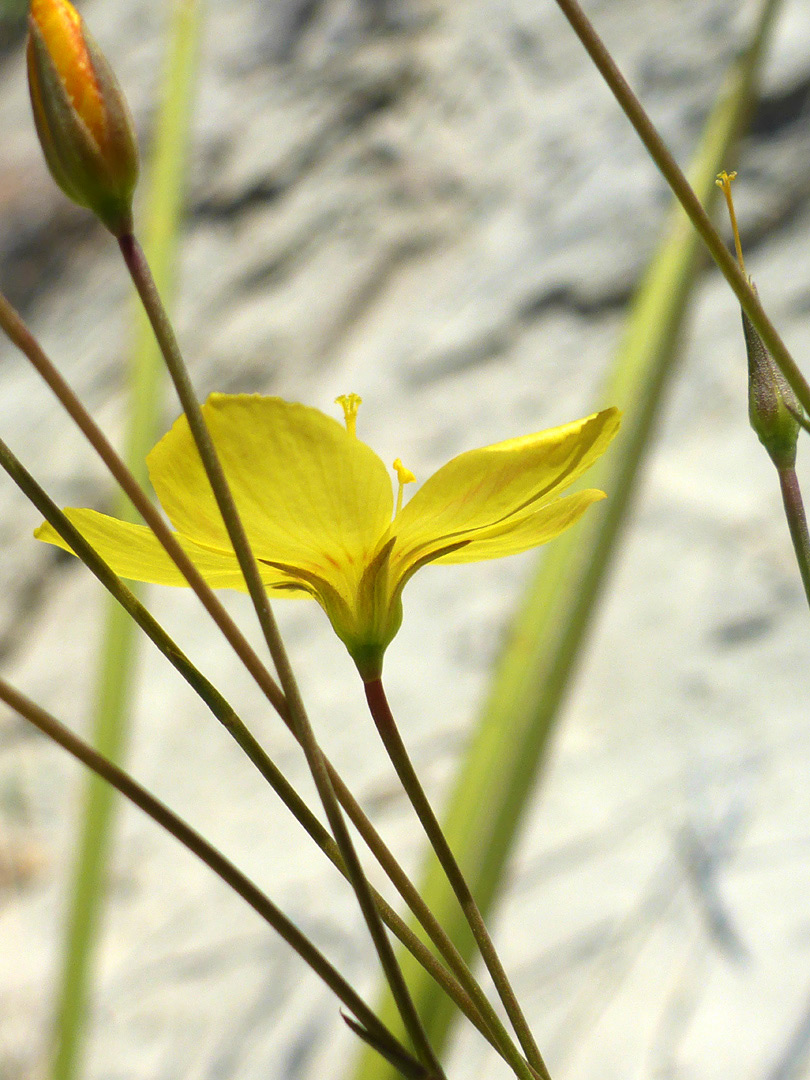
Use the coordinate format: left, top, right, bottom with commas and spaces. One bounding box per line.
29, 0, 107, 146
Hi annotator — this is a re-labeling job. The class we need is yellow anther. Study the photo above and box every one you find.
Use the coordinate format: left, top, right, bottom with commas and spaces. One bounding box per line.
715, 170, 746, 273
335, 393, 362, 438
393, 458, 415, 515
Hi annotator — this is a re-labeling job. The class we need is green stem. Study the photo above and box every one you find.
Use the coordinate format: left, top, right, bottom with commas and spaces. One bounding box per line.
117, 232, 290, 672
0, 292, 518, 1065
117, 235, 444, 1078
777, 466, 810, 607
284, 692, 447, 1078
0, 431, 512, 1053
0, 288, 287, 719
550, 0, 810, 416
364, 679, 550, 1080
354, 4, 781, 1072
0, 678, 426, 1080
324, 766, 537, 1078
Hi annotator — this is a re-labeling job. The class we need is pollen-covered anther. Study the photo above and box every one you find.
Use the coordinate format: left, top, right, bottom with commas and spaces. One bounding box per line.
335, 393, 363, 438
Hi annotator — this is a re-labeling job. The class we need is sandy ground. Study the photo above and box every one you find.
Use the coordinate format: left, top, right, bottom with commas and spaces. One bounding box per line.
2, 0, 810, 1077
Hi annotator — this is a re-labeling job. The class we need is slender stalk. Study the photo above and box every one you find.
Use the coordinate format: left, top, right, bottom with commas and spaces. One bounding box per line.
356, 9, 782, 1065
117, 233, 292, 677
0, 436, 238, 734
0, 289, 523, 1065
549, 0, 810, 417
777, 466, 810, 607
0, 678, 426, 1080
330, 764, 540, 1080
117, 235, 444, 1078
364, 679, 550, 1080
0, 429, 523, 1057
280, 688, 447, 1078
0, 289, 285, 719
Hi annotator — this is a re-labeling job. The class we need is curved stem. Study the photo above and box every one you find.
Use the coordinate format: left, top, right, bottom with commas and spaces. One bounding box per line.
0, 293, 525, 1069
0, 678, 426, 1080
327, 764, 540, 1080
364, 679, 551, 1080
118, 235, 444, 1079
0, 289, 286, 719
0, 429, 523, 1060
550, 0, 810, 417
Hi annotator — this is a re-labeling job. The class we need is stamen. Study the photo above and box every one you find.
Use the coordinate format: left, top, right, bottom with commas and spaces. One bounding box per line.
715, 170, 746, 273
393, 458, 415, 515
335, 393, 362, 438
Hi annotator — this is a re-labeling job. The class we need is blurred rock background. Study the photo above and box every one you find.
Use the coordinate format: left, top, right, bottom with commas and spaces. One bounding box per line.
1, 0, 810, 1077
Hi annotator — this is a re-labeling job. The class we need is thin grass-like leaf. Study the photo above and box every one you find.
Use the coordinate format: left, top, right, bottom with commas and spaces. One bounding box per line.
350, 1, 781, 1073
50, 6, 204, 1079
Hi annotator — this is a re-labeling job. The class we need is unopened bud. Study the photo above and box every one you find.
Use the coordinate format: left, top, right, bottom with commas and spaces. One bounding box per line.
743, 301, 800, 469
27, 0, 139, 235
716, 170, 801, 468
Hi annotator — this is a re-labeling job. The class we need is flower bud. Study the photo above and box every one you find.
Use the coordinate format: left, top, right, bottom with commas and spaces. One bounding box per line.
27, 0, 139, 235
743, 301, 800, 469
716, 170, 801, 469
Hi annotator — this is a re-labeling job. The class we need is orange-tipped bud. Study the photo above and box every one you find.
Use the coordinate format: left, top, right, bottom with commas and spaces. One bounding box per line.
27, 0, 139, 235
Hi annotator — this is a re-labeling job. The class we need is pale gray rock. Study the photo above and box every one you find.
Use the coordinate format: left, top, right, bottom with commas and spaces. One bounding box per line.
1, 0, 810, 1078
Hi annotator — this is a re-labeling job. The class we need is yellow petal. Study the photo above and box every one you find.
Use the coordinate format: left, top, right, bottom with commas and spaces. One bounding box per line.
30, 0, 107, 145
35, 508, 300, 592
429, 489, 606, 563
393, 407, 620, 565
147, 395, 393, 587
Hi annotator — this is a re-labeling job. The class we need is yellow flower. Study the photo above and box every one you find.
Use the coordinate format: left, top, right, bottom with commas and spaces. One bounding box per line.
27, 0, 139, 235
36, 394, 620, 679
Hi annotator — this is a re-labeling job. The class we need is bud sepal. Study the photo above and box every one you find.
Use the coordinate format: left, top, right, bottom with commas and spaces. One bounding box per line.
743, 301, 801, 469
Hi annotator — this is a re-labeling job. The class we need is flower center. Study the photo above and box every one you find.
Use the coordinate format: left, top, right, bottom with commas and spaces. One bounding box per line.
392, 458, 415, 515
335, 393, 362, 438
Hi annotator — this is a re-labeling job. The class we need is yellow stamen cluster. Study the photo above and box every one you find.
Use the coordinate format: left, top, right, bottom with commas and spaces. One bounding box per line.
335, 393, 363, 438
